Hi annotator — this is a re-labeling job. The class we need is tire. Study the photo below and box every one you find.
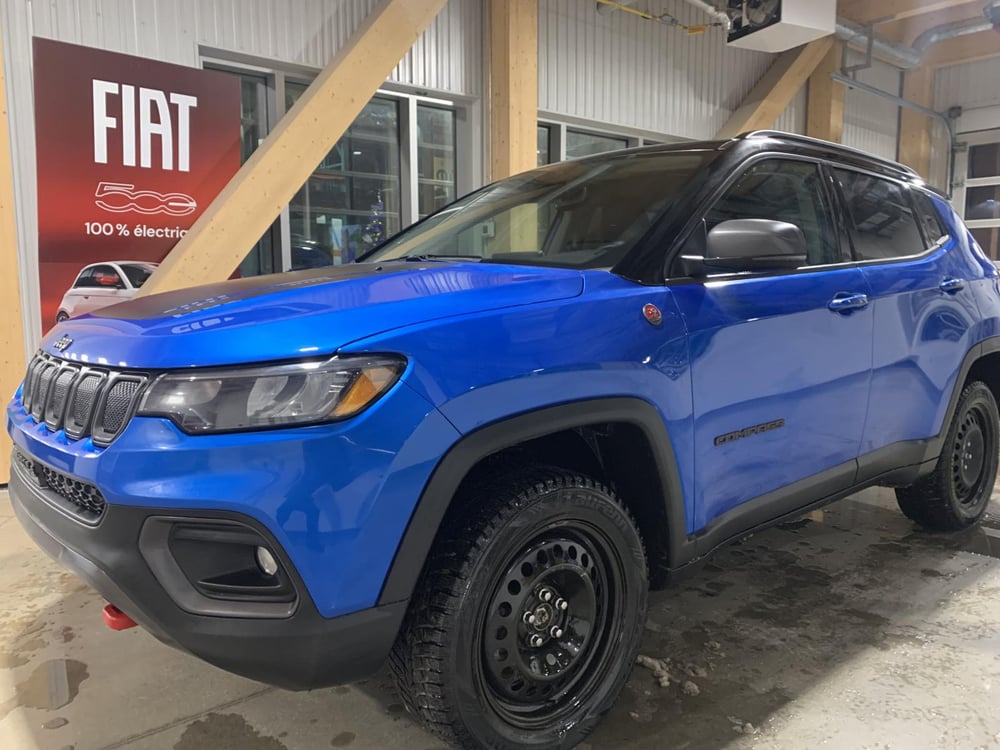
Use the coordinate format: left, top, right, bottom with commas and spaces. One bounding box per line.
390, 466, 648, 749
55, 312, 69, 323
896, 380, 999, 531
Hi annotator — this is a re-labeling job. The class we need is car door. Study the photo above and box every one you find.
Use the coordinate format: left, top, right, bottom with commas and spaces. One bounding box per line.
833, 169, 982, 480
668, 158, 874, 534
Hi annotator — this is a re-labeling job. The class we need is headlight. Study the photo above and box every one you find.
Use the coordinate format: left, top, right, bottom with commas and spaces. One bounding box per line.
137, 355, 404, 433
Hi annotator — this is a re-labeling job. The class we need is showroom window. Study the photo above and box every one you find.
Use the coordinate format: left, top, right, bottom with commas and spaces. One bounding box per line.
536, 120, 665, 165
286, 82, 402, 267
208, 61, 470, 274
959, 135, 1000, 260
417, 105, 457, 218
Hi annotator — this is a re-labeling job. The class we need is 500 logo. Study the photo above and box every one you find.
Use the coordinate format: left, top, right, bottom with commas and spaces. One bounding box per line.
94, 181, 197, 216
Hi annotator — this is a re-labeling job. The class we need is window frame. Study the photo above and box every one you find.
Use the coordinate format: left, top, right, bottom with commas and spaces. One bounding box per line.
830, 164, 950, 267
664, 153, 852, 284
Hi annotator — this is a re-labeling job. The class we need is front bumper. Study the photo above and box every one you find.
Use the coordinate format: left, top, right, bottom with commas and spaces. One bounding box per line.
8, 461, 406, 690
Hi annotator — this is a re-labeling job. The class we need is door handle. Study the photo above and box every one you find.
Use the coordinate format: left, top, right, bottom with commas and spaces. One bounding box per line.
939, 277, 965, 294
828, 293, 869, 313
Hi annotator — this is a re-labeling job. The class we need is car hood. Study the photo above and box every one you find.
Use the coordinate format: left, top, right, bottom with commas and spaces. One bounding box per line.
39, 262, 586, 369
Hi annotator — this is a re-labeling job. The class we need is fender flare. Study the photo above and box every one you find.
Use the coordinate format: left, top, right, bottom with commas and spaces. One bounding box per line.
376, 397, 687, 605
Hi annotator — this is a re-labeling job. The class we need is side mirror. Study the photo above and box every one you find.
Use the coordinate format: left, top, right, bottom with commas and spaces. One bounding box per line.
703, 219, 807, 272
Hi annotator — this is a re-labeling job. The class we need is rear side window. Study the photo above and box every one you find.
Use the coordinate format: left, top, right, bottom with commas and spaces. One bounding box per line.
705, 159, 840, 266
911, 191, 949, 246
834, 169, 925, 261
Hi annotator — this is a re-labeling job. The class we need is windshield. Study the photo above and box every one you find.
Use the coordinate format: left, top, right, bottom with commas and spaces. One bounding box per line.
120, 264, 155, 288
366, 151, 712, 269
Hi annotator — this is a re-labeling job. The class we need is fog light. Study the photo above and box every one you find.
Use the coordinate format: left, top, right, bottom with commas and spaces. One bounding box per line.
255, 546, 279, 576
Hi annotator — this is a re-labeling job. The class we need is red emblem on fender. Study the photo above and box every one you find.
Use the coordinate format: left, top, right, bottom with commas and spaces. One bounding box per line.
642, 303, 662, 326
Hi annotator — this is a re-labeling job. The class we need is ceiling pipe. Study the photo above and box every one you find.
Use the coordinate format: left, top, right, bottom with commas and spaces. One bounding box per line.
836, 1, 1000, 69
835, 18, 921, 69
680, 0, 731, 31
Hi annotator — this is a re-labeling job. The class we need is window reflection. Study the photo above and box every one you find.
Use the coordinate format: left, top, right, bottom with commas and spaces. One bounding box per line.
417, 105, 456, 219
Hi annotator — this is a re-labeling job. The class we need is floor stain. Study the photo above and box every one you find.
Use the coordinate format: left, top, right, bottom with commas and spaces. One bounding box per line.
0, 659, 89, 720
42, 716, 68, 729
330, 731, 356, 746
0, 650, 28, 669
174, 713, 288, 750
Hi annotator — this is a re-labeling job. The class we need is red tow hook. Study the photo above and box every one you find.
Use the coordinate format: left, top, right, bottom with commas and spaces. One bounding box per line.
102, 603, 137, 631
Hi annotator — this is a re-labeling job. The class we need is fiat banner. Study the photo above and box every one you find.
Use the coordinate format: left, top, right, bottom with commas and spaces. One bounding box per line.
33, 38, 241, 329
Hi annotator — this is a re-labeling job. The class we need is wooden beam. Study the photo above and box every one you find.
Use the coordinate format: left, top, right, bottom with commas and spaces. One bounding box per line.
139, 0, 448, 297
839, 0, 976, 25
923, 29, 1000, 68
898, 68, 934, 178
875, 1, 984, 44
0, 30, 26, 482
489, 0, 538, 180
806, 41, 845, 142
716, 37, 834, 140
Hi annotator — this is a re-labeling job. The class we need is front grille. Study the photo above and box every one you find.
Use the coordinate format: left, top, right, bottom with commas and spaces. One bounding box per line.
13, 449, 107, 523
19, 352, 148, 446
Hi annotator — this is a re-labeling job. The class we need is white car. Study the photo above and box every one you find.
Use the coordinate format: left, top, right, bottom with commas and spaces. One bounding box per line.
56, 261, 158, 323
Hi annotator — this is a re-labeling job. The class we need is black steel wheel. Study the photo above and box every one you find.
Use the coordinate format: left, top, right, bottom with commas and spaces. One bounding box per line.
391, 466, 647, 749
897, 380, 999, 531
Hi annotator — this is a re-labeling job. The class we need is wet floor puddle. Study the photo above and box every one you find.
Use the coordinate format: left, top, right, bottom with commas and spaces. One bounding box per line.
0, 659, 88, 721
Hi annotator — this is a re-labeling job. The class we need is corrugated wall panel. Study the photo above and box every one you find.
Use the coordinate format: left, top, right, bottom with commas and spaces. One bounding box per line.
842, 59, 901, 161
538, 0, 774, 139
935, 58, 1000, 112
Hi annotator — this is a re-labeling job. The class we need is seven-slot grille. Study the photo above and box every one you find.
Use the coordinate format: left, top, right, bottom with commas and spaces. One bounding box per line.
13, 449, 106, 523
20, 351, 148, 446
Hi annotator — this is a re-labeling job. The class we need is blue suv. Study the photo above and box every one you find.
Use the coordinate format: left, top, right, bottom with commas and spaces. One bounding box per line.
7, 131, 1000, 749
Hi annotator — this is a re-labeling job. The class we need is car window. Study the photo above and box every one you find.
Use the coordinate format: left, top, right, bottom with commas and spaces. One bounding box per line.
704, 159, 839, 266
834, 169, 925, 260
89, 264, 125, 289
72, 268, 97, 289
366, 152, 712, 269
911, 190, 949, 247
120, 264, 153, 288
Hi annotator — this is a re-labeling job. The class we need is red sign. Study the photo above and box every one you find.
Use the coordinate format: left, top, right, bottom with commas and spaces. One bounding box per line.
33, 38, 241, 329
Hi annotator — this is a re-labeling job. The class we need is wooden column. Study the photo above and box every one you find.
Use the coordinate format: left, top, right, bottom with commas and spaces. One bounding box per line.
898, 68, 934, 179
139, 0, 448, 297
0, 31, 26, 482
806, 41, 845, 143
716, 36, 834, 139
489, 0, 538, 180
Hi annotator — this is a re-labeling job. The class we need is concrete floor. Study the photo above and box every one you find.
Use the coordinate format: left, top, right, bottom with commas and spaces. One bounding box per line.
3, 486, 1000, 750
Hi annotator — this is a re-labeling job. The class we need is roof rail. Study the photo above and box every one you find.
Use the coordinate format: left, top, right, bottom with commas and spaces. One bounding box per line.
738, 130, 920, 178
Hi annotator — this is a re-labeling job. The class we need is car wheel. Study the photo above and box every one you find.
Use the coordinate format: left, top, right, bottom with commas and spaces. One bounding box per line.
391, 466, 647, 749
55, 312, 69, 323
897, 380, 999, 531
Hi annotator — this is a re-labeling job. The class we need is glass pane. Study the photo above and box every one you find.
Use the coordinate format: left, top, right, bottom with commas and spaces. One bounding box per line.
972, 227, 999, 260
969, 143, 1000, 179
565, 130, 628, 159
707, 160, 839, 266
417, 105, 456, 219
835, 169, 925, 261
287, 83, 401, 268
212, 70, 275, 278
965, 185, 1000, 220
537, 125, 551, 166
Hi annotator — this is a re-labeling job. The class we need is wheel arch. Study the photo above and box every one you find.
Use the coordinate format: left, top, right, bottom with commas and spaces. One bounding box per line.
377, 397, 687, 606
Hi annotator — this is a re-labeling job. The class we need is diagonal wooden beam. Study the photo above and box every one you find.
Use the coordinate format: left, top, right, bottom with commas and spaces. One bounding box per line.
139, 0, 448, 297
0, 30, 27, 482
715, 37, 834, 140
